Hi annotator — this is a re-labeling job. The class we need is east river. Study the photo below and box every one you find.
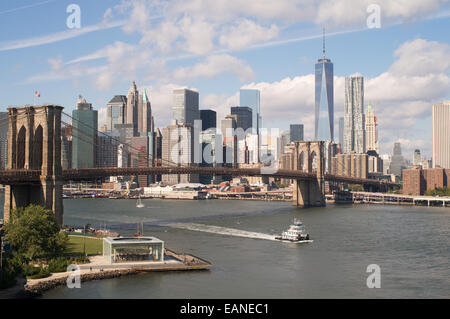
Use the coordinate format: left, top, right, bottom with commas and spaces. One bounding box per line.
1, 196, 449, 298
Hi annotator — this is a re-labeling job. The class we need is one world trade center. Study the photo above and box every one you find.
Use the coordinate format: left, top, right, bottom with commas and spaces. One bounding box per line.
315, 30, 334, 141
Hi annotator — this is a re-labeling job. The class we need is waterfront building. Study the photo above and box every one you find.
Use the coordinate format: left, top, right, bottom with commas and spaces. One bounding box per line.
315, 32, 334, 141
402, 167, 450, 195
173, 89, 200, 126
200, 128, 223, 184
365, 104, 378, 153
154, 128, 162, 167
344, 73, 365, 154
106, 95, 127, 132
389, 142, 406, 177
290, 124, 304, 142
246, 134, 259, 164
0, 112, 8, 169
432, 101, 450, 168
231, 106, 253, 132
200, 109, 217, 131
103, 237, 164, 264
324, 141, 338, 174
72, 96, 98, 168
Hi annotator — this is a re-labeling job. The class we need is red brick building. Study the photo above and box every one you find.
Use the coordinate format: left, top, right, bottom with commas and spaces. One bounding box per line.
402, 167, 450, 195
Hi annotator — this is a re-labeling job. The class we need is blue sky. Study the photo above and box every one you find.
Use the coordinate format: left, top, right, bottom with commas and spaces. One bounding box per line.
0, 0, 449, 159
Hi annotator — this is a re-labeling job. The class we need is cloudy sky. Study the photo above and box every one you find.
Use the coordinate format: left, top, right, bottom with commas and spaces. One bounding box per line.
0, 0, 449, 160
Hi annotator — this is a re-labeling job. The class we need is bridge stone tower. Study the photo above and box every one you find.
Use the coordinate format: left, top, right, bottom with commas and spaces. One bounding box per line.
3, 105, 64, 226
292, 141, 326, 207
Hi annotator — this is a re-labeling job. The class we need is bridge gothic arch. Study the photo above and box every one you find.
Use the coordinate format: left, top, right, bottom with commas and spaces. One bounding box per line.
4, 105, 64, 226
292, 141, 326, 207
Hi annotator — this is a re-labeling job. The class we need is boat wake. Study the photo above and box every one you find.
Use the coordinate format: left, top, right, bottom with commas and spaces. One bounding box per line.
165, 222, 280, 241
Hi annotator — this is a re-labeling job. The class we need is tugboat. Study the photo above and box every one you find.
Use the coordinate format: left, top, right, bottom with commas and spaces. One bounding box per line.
275, 218, 313, 243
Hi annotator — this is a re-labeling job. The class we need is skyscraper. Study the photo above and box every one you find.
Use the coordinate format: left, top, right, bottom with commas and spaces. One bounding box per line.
72, 96, 98, 168
106, 95, 127, 131
239, 89, 260, 135
432, 101, 450, 168
413, 149, 421, 166
126, 81, 139, 135
200, 109, 217, 131
173, 89, 199, 126
338, 117, 344, 147
231, 106, 253, 132
315, 31, 334, 141
290, 124, 304, 142
344, 73, 365, 154
138, 89, 153, 134
389, 142, 406, 176
365, 104, 378, 153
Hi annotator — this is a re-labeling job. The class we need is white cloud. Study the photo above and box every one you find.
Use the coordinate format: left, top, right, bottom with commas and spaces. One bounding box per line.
173, 54, 255, 82
219, 19, 279, 51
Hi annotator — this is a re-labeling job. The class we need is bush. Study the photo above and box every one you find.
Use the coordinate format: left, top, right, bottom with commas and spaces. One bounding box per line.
0, 262, 18, 289
23, 264, 50, 279
48, 255, 90, 273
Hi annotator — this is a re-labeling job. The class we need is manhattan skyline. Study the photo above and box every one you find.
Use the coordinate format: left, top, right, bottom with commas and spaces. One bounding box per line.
0, 0, 449, 159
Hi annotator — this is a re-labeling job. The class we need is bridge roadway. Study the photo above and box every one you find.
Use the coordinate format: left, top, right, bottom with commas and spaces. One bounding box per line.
0, 167, 398, 187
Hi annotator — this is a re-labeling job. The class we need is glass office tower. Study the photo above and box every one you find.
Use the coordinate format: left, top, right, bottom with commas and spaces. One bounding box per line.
315, 34, 334, 141
239, 89, 260, 135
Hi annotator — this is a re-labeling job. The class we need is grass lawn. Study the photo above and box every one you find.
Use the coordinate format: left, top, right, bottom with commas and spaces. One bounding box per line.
66, 235, 103, 256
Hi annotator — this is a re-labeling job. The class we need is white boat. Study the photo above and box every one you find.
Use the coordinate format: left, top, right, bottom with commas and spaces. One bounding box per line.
275, 218, 313, 243
136, 196, 144, 208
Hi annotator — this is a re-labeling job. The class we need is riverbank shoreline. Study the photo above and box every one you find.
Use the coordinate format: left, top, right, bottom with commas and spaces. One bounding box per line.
22, 249, 211, 297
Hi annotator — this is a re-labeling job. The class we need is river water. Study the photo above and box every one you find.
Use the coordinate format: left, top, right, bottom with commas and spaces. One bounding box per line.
1, 196, 449, 298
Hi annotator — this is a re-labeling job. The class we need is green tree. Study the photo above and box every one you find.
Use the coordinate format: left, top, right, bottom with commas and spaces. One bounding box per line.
4, 205, 68, 260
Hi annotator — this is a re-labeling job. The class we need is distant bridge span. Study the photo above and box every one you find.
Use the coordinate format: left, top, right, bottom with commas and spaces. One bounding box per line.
0, 167, 397, 187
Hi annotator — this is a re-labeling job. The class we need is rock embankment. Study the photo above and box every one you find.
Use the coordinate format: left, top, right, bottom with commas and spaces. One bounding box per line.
25, 269, 138, 296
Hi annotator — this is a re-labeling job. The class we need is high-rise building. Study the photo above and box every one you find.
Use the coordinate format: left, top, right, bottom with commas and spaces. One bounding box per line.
72, 96, 98, 168
365, 104, 378, 153
221, 115, 238, 166
161, 123, 199, 185
315, 31, 334, 141
344, 73, 365, 154
106, 95, 127, 132
432, 101, 450, 168
126, 81, 139, 135
413, 149, 421, 166
200, 109, 217, 131
137, 89, 153, 134
389, 142, 406, 177
96, 132, 120, 168
0, 112, 9, 169
338, 117, 344, 148
231, 106, 253, 132
290, 124, 304, 142
239, 89, 260, 135
173, 89, 199, 126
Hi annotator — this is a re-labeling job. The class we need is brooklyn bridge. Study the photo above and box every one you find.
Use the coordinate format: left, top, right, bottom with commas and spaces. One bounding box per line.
0, 105, 398, 227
